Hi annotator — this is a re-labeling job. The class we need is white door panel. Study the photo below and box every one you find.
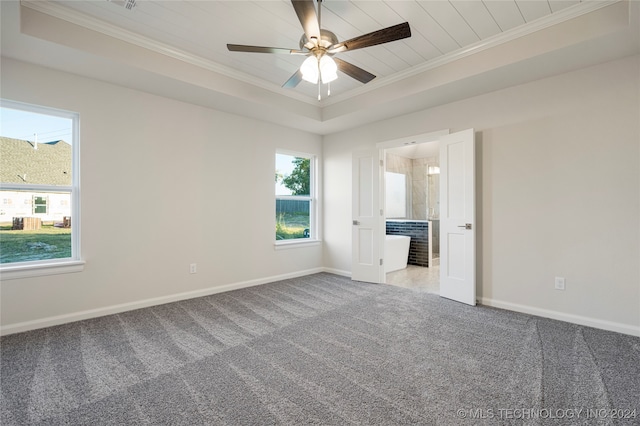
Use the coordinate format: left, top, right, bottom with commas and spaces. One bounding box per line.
440, 129, 476, 305
447, 233, 466, 280
352, 149, 384, 283
357, 228, 374, 265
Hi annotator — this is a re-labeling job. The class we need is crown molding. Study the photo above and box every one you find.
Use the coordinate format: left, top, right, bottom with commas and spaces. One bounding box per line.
20, 0, 622, 108
20, 0, 318, 106
322, 0, 623, 106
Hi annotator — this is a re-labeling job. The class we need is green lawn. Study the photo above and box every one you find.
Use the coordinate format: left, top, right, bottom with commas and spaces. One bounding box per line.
276, 212, 310, 240
2, 214, 306, 263
0, 225, 72, 264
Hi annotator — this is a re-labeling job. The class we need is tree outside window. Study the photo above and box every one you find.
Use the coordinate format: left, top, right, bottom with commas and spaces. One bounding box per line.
276, 153, 314, 241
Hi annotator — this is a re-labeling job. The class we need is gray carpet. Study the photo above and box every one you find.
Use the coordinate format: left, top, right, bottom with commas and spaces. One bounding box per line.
1, 273, 639, 425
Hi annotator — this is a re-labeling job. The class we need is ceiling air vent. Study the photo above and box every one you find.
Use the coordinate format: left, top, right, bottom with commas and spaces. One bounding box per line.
108, 0, 137, 10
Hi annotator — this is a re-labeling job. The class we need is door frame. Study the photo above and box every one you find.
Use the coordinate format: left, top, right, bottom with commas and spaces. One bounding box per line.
377, 130, 450, 283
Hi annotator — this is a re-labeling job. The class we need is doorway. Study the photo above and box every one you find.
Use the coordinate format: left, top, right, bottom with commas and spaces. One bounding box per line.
351, 128, 476, 306
383, 140, 441, 293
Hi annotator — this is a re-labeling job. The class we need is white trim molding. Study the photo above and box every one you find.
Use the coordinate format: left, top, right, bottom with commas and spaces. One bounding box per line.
3, 268, 637, 337
0, 260, 85, 281
322, 267, 351, 278
19, 0, 316, 106
0, 267, 324, 336
322, 0, 623, 106
20, 0, 620, 107
480, 297, 640, 337
274, 240, 321, 250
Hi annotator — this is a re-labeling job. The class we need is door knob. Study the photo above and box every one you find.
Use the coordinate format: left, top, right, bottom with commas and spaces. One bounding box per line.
457, 223, 472, 230
353, 220, 360, 225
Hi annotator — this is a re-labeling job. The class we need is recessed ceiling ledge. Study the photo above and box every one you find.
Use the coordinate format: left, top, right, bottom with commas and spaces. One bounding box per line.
19, 3, 322, 126
321, 0, 631, 124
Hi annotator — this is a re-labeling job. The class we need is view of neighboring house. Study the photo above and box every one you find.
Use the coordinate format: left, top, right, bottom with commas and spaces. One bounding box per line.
0, 137, 72, 224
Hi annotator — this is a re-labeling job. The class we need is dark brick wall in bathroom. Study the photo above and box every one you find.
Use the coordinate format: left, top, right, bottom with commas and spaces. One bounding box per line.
386, 221, 429, 267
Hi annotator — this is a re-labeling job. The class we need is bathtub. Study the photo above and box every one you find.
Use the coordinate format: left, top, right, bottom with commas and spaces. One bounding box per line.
385, 235, 411, 273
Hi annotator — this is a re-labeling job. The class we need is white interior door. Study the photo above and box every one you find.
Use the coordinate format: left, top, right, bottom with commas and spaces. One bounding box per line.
352, 149, 384, 283
440, 129, 476, 305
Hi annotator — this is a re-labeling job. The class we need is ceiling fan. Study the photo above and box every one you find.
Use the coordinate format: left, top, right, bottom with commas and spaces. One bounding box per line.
227, 0, 411, 100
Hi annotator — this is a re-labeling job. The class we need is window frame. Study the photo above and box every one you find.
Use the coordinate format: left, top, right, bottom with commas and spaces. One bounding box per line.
0, 99, 84, 279
274, 149, 319, 249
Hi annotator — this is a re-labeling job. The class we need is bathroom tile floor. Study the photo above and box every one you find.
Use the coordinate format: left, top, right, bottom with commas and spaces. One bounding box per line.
385, 259, 440, 293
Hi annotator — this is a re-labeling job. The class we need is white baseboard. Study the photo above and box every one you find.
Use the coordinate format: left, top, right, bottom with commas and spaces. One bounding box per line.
480, 297, 640, 337
0, 267, 326, 336
8, 270, 634, 338
322, 267, 351, 278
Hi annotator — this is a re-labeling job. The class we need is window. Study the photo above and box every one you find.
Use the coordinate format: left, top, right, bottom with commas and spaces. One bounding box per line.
33, 196, 48, 214
0, 99, 81, 272
275, 151, 316, 244
385, 171, 407, 218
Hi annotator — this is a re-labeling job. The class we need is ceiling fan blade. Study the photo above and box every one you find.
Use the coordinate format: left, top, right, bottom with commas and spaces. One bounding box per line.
227, 44, 307, 55
291, 0, 320, 41
329, 22, 411, 54
334, 58, 376, 84
282, 69, 304, 88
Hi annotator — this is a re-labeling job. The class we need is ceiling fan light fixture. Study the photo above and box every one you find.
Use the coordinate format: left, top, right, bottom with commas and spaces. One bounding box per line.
300, 56, 319, 83
227, 0, 412, 96
320, 55, 338, 83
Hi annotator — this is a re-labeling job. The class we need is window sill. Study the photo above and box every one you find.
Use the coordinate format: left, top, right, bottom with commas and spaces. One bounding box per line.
0, 260, 85, 281
274, 239, 322, 250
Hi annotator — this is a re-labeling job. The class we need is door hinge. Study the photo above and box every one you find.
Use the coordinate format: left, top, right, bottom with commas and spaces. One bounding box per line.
379, 259, 384, 266
380, 160, 384, 167
380, 209, 384, 216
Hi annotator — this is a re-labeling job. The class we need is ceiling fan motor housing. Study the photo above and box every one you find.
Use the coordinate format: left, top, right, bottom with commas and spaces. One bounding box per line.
300, 29, 339, 54
227, 0, 411, 89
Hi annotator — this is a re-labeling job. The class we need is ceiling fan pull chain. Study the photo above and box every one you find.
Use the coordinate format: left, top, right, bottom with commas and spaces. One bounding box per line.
317, 57, 322, 101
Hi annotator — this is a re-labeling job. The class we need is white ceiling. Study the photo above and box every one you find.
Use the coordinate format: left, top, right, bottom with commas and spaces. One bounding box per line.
50, 0, 587, 100
1, 0, 639, 134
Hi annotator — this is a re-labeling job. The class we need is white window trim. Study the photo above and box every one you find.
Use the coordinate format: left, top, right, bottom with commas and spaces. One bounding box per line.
0, 259, 85, 280
275, 150, 319, 248
274, 239, 321, 250
0, 99, 83, 277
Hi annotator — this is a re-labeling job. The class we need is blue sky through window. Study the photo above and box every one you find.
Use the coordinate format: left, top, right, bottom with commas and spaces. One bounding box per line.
0, 107, 73, 145
276, 153, 297, 196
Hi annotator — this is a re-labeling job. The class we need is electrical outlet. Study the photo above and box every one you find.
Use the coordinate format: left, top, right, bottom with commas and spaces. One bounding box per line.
554, 276, 565, 290
189, 263, 197, 274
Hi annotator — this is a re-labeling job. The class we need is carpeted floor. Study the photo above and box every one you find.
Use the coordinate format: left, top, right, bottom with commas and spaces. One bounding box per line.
1, 273, 639, 425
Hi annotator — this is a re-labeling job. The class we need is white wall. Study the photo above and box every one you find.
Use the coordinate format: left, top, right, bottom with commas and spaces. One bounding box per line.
2, 55, 639, 336
0, 58, 323, 332
323, 55, 640, 335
